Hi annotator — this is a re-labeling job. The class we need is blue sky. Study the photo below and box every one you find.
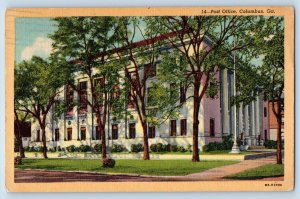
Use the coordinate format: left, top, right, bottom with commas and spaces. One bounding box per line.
16, 18, 57, 63
15, 17, 146, 64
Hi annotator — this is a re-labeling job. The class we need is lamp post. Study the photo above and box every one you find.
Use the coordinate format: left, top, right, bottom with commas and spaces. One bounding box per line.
230, 35, 240, 154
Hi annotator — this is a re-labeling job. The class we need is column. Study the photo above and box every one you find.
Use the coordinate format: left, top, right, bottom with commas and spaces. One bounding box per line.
221, 69, 230, 136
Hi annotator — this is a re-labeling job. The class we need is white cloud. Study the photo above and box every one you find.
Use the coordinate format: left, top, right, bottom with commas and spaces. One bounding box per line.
21, 37, 53, 61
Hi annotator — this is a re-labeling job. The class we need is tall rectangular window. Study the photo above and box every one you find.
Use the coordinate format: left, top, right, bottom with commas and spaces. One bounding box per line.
79, 81, 87, 114
94, 78, 104, 107
36, 130, 40, 142
112, 124, 118, 140
129, 123, 136, 139
264, 107, 267, 117
180, 85, 186, 103
127, 84, 135, 108
144, 63, 156, 78
80, 127, 86, 140
180, 119, 187, 136
66, 84, 74, 114
55, 128, 59, 141
148, 125, 155, 138
67, 128, 72, 141
170, 120, 177, 137
95, 126, 101, 140
210, 118, 215, 137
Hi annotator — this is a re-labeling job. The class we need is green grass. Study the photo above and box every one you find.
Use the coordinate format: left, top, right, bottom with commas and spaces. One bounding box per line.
149, 150, 257, 155
16, 159, 238, 176
225, 164, 284, 180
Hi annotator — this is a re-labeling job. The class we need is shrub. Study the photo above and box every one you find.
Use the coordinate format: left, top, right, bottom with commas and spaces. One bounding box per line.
14, 156, 22, 165
177, 146, 186, 152
264, 140, 277, 149
187, 144, 192, 152
170, 145, 178, 152
28, 146, 36, 152
36, 146, 45, 152
111, 144, 123, 153
93, 144, 102, 152
78, 145, 92, 152
66, 145, 78, 152
57, 146, 62, 152
24, 146, 30, 152
150, 144, 157, 152
102, 158, 116, 168
49, 147, 56, 153
131, 143, 143, 153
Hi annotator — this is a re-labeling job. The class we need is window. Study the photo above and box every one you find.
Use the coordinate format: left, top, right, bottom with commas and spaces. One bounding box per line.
264, 107, 267, 117
264, 130, 268, 141
80, 127, 86, 140
79, 81, 87, 114
95, 126, 101, 140
148, 125, 155, 138
127, 84, 135, 108
67, 128, 72, 141
55, 128, 59, 141
170, 120, 177, 136
112, 124, 118, 140
94, 78, 104, 107
36, 130, 40, 142
210, 118, 215, 137
180, 119, 187, 136
144, 63, 156, 78
66, 84, 74, 113
180, 85, 186, 103
129, 123, 136, 139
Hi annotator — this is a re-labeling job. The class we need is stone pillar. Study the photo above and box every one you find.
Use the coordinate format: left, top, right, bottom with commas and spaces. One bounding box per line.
244, 105, 250, 145
255, 96, 260, 146
251, 100, 256, 145
221, 69, 230, 136
238, 103, 243, 140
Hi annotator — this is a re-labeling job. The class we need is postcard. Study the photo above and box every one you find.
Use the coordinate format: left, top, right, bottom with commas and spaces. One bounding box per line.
5, 7, 294, 192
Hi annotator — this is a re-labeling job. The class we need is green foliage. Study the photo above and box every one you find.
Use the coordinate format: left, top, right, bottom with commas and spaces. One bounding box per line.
203, 135, 242, 152
93, 144, 102, 152
78, 145, 92, 152
150, 143, 170, 152
264, 140, 277, 149
102, 158, 116, 168
66, 145, 79, 152
131, 143, 144, 153
111, 144, 123, 152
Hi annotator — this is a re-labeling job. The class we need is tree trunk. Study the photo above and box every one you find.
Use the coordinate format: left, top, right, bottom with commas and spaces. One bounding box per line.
142, 122, 150, 160
16, 122, 25, 158
96, 113, 107, 160
19, 138, 25, 158
192, 82, 200, 162
41, 127, 48, 159
276, 117, 282, 164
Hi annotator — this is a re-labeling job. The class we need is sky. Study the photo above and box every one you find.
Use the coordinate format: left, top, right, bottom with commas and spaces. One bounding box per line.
16, 18, 57, 64
15, 17, 146, 64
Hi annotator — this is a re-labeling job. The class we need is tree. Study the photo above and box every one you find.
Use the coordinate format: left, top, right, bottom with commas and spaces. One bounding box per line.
113, 17, 169, 160
149, 16, 261, 161
14, 110, 29, 158
15, 56, 66, 158
50, 17, 124, 160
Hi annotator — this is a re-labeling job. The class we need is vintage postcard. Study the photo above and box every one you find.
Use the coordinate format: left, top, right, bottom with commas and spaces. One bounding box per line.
5, 7, 294, 192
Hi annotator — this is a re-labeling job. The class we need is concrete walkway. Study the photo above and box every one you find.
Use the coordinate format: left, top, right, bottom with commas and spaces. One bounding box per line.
182, 155, 278, 180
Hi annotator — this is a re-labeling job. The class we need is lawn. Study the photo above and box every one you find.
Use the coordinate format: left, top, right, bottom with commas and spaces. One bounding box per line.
150, 150, 257, 155
225, 164, 284, 180
16, 159, 238, 176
